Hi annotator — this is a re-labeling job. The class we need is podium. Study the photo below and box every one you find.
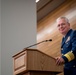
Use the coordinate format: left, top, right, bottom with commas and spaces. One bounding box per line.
13, 49, 63, 75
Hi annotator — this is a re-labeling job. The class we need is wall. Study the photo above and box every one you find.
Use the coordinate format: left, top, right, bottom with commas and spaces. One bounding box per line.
0, 0, 1, 74
1, 0, 37, 75
37, 0, 76, 75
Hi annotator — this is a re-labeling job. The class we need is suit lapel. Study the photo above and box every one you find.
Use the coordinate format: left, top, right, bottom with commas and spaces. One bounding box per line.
61, 29, 72, 48
61, 36, 68, 48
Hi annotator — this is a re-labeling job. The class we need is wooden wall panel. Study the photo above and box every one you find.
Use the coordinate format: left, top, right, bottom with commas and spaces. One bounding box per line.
37, 0, 76, 75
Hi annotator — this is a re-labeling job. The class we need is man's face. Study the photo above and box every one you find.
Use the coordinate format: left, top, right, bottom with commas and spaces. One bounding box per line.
57, 19, 70, 35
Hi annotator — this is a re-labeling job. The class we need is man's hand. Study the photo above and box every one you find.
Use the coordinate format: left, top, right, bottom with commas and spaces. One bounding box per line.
55, 57, 65, 65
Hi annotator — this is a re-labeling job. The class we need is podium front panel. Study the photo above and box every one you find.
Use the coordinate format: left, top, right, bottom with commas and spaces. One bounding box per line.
13, 49, 63, 75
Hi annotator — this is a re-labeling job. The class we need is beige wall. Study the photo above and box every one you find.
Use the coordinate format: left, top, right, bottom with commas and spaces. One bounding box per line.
1, 0, 37, 75
0, 0, 1, 74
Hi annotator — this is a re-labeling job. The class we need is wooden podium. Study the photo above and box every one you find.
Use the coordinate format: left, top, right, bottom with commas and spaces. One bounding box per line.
13, 49, 63, 75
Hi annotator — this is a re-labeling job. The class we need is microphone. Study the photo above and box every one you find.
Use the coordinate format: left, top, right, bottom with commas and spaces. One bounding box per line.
45, 39, 52, 42
25, 39, 52, 49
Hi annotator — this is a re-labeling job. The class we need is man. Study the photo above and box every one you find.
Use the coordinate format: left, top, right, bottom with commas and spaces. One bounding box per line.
56, 17, 76, 75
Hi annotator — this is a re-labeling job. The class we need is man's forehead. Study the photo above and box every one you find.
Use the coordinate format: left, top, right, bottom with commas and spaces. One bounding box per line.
57, 19, 67, 23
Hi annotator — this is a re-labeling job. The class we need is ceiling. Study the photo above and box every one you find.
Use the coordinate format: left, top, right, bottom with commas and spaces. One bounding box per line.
36, 0, 65, 22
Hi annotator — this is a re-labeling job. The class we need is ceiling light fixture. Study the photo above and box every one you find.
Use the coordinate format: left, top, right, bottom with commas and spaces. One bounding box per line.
36, 0, 40, 3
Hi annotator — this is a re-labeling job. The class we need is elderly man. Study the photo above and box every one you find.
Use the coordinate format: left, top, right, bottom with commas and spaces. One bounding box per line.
56, 17, 76, 75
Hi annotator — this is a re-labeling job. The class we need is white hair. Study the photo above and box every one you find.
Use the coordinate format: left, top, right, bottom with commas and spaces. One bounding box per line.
56, 17, 70, 23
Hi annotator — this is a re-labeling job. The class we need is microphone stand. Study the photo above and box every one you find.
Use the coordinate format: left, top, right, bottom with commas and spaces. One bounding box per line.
25, 39, 52, 49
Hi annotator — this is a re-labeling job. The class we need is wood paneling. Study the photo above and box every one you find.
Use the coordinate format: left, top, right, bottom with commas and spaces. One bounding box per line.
37, 0, 76, 75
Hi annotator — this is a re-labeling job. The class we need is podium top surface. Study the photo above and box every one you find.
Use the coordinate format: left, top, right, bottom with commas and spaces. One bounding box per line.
13, 48, 55, 60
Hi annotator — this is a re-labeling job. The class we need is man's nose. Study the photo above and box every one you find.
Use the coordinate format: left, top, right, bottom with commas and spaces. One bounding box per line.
60, 25, 63, 28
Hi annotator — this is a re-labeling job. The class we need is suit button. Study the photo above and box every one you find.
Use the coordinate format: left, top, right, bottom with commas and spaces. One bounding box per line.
66, 43, 68, 44
73, 65, 76, 67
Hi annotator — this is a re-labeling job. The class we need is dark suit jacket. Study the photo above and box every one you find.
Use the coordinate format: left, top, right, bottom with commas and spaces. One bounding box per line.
61, 29, 76, 68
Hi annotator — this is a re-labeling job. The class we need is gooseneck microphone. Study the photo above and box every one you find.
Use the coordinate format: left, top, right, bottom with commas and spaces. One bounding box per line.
25, 39, 52, 49
45, 39, 52, 42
